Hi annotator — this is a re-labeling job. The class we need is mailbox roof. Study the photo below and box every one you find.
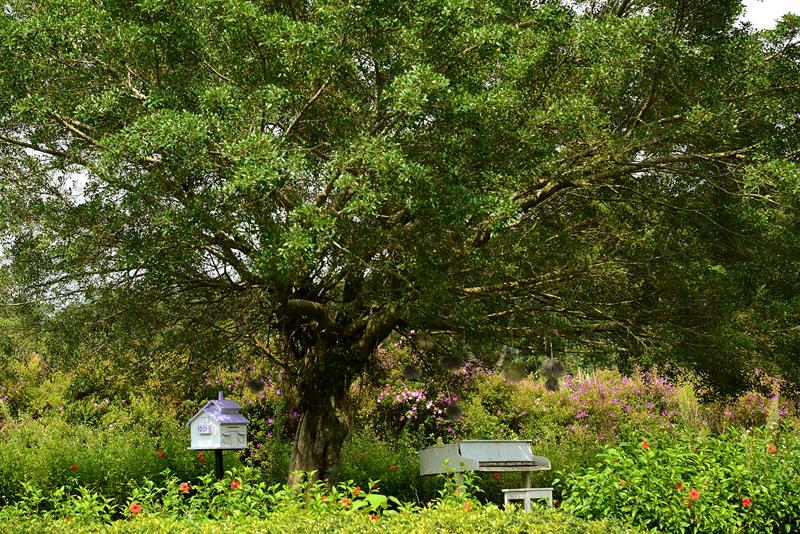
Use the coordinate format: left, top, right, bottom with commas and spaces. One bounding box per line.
187, 400, 250, 426
211, 399, 242, 412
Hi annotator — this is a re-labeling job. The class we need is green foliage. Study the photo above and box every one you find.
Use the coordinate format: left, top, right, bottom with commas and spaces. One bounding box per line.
339, 428, 439, 503
0, 408, 228, 506
559, 425, 800, 533
0, 507, 633, 534
0, 467, 633, 533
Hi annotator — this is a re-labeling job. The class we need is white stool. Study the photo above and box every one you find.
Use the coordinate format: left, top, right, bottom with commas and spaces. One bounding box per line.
502, 487, 554, 511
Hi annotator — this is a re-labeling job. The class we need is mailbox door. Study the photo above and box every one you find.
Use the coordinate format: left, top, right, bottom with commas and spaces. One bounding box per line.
221, 426, 232, 447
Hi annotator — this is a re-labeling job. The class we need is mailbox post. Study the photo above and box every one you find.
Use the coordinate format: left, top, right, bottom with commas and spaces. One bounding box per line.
187, 391, 249, 480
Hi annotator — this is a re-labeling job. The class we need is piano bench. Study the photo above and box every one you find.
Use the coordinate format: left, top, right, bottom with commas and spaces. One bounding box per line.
502, 487, 554, 511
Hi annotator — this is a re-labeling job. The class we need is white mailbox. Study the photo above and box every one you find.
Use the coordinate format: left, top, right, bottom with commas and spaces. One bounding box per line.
188, 392, 249, 450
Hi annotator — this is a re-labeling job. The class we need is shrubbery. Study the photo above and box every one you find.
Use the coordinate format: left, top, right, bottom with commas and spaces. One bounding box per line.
3, 341, 800, 530
0, 467, 632, 533
0, 506, 632, 534
559, 425, 800, 533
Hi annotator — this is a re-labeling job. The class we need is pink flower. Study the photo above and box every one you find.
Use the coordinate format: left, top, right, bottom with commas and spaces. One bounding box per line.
675, 482, 684, 491
369, 513, 379, 521
463, 502, 472, 511
180, 482, 190, 493
129, 503, 142, 515
689, 488, 700, 501
768, 443, 777, 454
230, 479, 241, 490
742, 497, 752, 507
196, 452, 206, 463
341, 497, 351, 507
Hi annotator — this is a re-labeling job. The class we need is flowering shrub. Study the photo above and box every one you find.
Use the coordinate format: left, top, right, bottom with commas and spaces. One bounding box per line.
559, 425, 800, 532
362, 341, 487, 446
512, 369, 687, 443
715, 389, 796, 429
373, 382, 467, 441
0, 410, 228, 506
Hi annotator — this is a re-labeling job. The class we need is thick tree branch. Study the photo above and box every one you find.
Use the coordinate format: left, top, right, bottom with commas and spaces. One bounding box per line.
351, 306, 399, 358
281, 299, 338, 331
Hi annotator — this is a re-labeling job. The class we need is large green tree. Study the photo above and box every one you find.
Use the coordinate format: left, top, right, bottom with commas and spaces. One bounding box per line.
1, 0, 799, 480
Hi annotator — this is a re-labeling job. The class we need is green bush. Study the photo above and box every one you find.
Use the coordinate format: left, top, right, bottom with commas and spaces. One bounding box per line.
340, 429, 432, 502
0, 467, 634, 533
559, 425, 800, 532
0, 411, 233, 505
0, 507, 635, 534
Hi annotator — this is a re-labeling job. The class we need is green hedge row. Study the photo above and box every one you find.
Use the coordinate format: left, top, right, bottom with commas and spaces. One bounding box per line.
1, 505, 634, 534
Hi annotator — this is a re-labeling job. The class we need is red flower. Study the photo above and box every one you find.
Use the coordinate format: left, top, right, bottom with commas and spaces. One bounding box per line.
129, 503, 142, 515
742, 497, 752, 507
389, 465, 397, 471
768, 443, 777, 454
641, 439, 650, 450
69, 464, 79, 472
689, 488, 700, 501
675, 482, 684, 491
180, 482, 190, 494
341, 497, 351, 508
321, 495, 327, 502
369, 513, 379, 522
492, 472, 500, 482
353, 486, 361, 495
463, 501, 472, 511
196, 452, 206, 463
156, 449, 165, 459
230, 479, 241, 490
686, 501, 692, 509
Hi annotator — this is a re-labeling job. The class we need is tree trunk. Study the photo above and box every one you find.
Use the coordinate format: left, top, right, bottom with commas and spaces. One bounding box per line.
282, 305, 397, 484
287, 390, 352, 484
286, 342, 359, 485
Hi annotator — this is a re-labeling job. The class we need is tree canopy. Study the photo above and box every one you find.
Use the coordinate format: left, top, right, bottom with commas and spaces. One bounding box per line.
1, 0, 799, 479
